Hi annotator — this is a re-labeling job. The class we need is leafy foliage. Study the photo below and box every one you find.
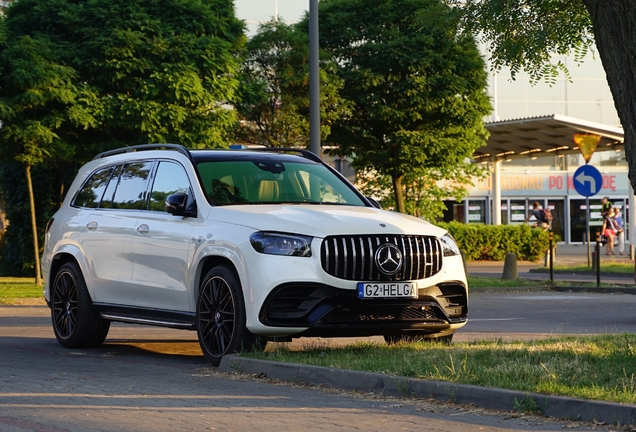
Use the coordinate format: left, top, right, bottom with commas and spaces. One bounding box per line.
437, 221, 550, 261
448, 0, 595, 84
0, 0, 245, 276
315, 0, 492, 213
233, 19, 351, 147
358, 163, 486, 220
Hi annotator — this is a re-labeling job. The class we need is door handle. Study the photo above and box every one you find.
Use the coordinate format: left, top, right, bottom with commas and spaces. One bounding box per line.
136, 224, 149, 234
86, 221, 98, 231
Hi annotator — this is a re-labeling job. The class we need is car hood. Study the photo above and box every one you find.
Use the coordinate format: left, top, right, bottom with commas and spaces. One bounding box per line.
207, 205, 447, 238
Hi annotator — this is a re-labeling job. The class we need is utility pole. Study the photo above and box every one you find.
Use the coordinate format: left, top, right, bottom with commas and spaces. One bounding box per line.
309, 0, 321, 158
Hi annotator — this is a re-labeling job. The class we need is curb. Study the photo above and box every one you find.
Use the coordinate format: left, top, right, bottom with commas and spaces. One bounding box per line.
219, 355, 636, 425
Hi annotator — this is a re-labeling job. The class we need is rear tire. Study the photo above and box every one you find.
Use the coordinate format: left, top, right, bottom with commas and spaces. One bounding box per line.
51, 262, 110, 348
196, 265, 266, 366
384, 333, 453, 345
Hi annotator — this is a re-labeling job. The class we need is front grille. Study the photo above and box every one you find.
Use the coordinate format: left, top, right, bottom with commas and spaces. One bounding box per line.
320, 235, 442, 281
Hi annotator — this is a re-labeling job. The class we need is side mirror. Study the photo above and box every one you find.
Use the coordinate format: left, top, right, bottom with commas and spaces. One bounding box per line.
366, 197, 382, 209
166, 193, 197, 217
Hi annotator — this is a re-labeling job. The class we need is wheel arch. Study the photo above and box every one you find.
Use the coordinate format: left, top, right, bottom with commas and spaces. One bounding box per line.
48, 246, 94, 301
194, 255, 241, 304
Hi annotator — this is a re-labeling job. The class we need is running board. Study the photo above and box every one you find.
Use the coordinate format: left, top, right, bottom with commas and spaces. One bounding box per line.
100, 313, 195, 330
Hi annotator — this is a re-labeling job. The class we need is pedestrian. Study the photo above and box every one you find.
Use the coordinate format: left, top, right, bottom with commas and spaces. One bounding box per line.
603, 208, 617, 255
612, 206, 625, 255
600, 196, 612, 233
524, 201, 550, 230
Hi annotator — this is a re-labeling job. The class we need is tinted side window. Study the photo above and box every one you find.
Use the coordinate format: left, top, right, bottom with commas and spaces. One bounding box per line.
111, 162, 154, 210
149, 161, 192, 212
99, 165, 122, 209
72, 166, 114, 208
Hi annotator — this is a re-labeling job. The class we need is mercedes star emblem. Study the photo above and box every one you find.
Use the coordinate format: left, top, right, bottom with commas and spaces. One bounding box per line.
375, 243, 403, 275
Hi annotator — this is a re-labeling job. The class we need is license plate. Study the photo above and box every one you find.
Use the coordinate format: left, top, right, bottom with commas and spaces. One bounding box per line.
357, 282, 417, 299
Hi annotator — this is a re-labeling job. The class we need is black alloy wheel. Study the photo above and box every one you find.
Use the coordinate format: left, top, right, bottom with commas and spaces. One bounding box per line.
51, 268, 78, 340
51, 262, 110, 348
196, 266, 265, 366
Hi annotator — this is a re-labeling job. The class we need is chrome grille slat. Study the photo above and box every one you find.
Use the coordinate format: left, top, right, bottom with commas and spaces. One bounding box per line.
359, 237, 365, 279
341, 237, 348, 278
367, 237, 374, 280
321, 235, 443, 281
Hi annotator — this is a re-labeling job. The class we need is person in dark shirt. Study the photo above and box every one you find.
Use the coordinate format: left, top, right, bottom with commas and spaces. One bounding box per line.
524, 201, 549, 230
600, 196, 613, 233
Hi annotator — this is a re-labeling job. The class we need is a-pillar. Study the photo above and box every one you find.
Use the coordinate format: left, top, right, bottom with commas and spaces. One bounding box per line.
491, 158, 502, 225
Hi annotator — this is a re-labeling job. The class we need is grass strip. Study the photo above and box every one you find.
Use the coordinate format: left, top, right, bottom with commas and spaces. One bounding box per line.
245, 334, 636, 404
467, 275, 631, 290
547, 262, 634, 274
0, 277, 42, 304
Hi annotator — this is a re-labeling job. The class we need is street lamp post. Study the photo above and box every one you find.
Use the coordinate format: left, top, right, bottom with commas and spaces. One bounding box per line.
309, 0, 321, 158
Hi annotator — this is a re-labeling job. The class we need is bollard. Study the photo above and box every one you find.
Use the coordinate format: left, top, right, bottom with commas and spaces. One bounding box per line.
502, 253, 518, 280
595, 230, 601, 287
549, 230, 554, 282
631, 244, 635, 261
543, 247, 556, 267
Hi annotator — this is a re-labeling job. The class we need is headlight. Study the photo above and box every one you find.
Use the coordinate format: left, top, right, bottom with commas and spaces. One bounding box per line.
250, 232, 313, 257
440, 233, 460, 257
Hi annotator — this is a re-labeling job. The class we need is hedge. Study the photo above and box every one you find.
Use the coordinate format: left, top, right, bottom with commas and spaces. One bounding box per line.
436, 221, 551, 262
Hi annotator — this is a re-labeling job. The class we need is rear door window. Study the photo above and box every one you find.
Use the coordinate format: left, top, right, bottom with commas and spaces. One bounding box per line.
111, 162, 154, 210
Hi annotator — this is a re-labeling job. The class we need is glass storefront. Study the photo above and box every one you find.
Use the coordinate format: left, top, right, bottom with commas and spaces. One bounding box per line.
467, 200, 486, 224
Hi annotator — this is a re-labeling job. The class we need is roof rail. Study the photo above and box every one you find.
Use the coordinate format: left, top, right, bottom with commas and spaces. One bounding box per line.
243, 147, 323, 163
92, 144, 192, 161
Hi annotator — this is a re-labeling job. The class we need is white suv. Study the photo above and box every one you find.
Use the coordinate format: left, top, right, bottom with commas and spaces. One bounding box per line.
42, 144, 468, 366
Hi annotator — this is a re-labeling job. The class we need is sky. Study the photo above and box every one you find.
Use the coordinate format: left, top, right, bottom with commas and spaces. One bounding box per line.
234, 0, 309, 35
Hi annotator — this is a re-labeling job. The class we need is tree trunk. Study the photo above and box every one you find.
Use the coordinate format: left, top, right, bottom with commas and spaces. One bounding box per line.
25, 164, 43, 286
392, 174, 406, 213
583, 0, 636, 190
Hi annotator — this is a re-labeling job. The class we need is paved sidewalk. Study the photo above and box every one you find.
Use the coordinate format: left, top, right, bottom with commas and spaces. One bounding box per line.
467, 243, 635, 286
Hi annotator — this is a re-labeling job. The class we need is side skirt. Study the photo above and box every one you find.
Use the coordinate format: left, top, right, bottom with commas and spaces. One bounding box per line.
92, 303, 196, 330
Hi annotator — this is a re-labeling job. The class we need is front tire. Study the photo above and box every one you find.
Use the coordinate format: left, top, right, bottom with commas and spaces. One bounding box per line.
196, 265, 265, 366
51, 262, 110, 348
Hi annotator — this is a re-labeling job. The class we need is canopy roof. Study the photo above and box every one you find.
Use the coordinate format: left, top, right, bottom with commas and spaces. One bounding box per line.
476, 114, 624, 161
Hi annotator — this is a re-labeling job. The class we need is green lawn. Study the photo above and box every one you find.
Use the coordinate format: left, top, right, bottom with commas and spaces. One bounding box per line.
245, 334, 636, 405
467, 275, 631, 290
548, 262, 634, 274
0, 277, 43, 304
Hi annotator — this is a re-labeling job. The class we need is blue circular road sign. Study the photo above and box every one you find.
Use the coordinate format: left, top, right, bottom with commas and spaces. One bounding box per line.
573, 165, 602, 197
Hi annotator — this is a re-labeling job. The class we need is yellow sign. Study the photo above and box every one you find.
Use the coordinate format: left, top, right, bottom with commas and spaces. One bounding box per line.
573, 134, 601, 163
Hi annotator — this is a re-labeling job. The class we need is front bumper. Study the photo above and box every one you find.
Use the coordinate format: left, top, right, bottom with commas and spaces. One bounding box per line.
258, 281, 467, 337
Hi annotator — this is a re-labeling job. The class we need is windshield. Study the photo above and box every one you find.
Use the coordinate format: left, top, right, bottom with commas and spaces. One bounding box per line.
197, 159, 366, 206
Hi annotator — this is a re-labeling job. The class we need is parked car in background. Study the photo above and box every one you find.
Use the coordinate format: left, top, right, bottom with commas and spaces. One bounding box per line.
42, 144, 468, 366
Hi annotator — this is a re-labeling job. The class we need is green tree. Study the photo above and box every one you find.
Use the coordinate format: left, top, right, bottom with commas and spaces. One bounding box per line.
451, 0, 636, 189
0, 0, 244, 278
359, 164, 484, 220
316, 0, 492, 213
234, 19, 351, 147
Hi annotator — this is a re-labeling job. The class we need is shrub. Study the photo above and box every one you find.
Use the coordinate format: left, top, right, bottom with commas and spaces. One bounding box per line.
436, 221, 550, 262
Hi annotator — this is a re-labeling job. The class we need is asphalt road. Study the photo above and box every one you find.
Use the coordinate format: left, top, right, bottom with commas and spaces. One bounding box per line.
460, 291, 636, 340
1, 293, 633, 432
